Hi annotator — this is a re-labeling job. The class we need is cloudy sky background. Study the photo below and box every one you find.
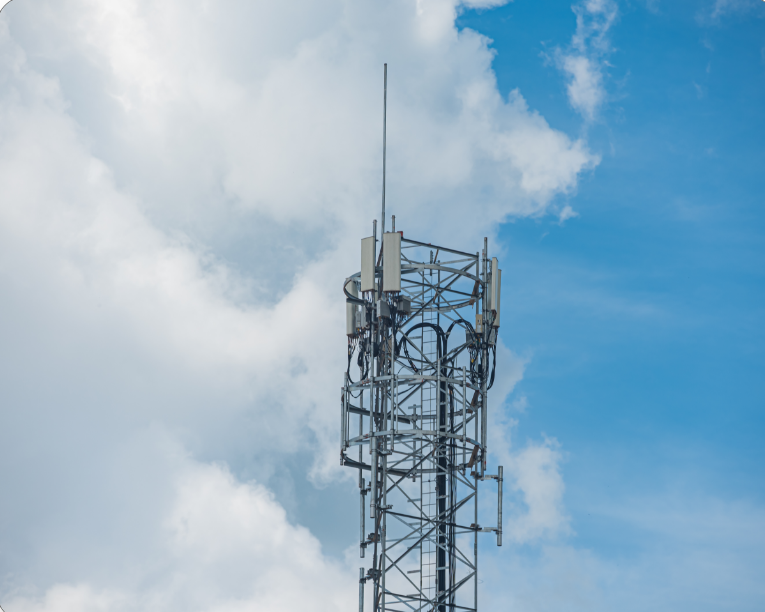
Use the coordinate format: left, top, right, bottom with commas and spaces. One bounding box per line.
0, 0, 763, 610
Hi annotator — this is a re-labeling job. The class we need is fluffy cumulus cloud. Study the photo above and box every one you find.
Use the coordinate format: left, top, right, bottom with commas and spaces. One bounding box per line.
5, 443, 356, 612
556, 0, 618, 120
506, 438, 570, 543
0, 0, 597, 609
485, 344, 570, 545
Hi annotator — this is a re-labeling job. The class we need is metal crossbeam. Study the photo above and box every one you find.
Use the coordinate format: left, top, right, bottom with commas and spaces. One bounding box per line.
342, 234, 502, 612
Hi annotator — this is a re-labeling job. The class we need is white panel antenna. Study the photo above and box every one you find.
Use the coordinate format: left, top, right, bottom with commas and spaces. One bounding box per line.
382, 232, 401, 293
361, 237, 376, 292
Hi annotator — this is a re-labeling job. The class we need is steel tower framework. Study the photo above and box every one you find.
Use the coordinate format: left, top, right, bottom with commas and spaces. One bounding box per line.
341, 223, 503, 612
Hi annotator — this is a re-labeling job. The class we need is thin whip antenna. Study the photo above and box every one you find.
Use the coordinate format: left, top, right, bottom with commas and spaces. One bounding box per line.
381, 63, 387, 236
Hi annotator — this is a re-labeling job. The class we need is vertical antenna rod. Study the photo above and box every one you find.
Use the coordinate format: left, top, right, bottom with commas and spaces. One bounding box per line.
381, 63, 387, 236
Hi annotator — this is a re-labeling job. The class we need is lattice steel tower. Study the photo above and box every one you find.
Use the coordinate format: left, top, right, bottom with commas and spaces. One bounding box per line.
340, 65, 504, 612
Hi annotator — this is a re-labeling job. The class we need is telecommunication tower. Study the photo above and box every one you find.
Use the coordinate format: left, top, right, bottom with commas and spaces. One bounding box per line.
340, 65, 504, 612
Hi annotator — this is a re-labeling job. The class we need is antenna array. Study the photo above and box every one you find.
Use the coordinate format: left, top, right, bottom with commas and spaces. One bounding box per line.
340, 65, 503, 612
342, 234, 503, 612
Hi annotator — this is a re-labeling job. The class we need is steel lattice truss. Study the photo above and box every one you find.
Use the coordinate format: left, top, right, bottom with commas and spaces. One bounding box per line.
342, 235, 503, 612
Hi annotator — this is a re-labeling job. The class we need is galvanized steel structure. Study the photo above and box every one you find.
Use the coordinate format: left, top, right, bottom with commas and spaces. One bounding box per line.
342, 224, 503, 612
341, 64, 503, 612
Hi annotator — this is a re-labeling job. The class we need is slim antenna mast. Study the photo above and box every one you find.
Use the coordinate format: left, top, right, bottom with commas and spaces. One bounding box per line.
381, 63, 387, 236
341, 66, 505, 612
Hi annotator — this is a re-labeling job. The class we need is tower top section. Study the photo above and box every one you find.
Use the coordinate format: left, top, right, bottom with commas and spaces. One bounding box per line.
341, 219, 504, 612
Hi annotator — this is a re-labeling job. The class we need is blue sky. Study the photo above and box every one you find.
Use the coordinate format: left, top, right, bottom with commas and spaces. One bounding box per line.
476, 0, 764, 513
0, 0, 763, 610
466, 1, 765, 607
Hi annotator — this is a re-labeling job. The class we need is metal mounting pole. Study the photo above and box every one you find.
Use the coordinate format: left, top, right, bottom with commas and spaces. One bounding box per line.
359, 568, 365, 612
482, 237, 488, 475
497, 466, 504, 546
381, 63, 387, 236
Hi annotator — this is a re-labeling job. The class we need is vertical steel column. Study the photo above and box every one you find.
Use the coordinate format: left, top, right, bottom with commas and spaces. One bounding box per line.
381, 449, 387, 611
360, 476, 366, 558
359, 389, 365, 559
381, 63, 387, 237
462, 367, 467, 466
359, 392, 364, 480
370, 440, 377, 518
368, 377, 374, 449
477, 240, 487, 612
474, 468, 478, 612
359, 568, 365, 612
497, 466, 504, 547
391, 373, 396, 452
419, 262, 425, 596
342, 374, 347, 453
475, 248, 481, 612
481, 237, 489, 476
436, 260, 448, 612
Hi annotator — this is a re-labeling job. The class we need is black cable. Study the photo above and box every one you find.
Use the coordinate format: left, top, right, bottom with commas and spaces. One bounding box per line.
445, 318, 476, 339
487, 344, 497, 390
346, 338, 357, 384
395, 321, 447, 374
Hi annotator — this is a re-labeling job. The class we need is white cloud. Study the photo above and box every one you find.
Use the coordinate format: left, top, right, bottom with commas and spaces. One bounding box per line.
562, 54, 605, 119
556, 0, 618, 120
482, 495, 765, 612
460, 0, 512, 8
558, 203, 579, 223
506, 436, 570, 543
5, 452, 355, 612
484, 342, 570, 544
9, 0, 597, 240
488, 412, 571, 544
709, 0, 761, 20
6, 585, 123, 612
2, 2, 764, 610
0, 0, 599, 607
0, 0, 598, 480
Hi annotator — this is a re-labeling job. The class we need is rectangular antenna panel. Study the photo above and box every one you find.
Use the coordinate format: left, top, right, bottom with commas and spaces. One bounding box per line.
493, 269, 501, 327
346, 280, 358, 336
383, 232, 401, 293
361, 237, 375, 292
489, 257, 499, 311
